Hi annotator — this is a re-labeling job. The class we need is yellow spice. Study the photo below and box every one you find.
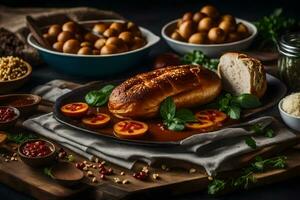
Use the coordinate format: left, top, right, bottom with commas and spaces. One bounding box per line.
282, 93, 300, 117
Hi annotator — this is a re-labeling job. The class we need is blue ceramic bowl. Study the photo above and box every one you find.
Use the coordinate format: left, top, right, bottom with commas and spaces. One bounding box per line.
27, 20, 160, 77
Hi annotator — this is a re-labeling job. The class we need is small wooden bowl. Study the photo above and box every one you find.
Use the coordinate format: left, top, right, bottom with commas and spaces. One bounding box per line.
0, 61, 32, 94
0, 94, 41, 116
18, 139, 56, 167
0, 106, 20, 130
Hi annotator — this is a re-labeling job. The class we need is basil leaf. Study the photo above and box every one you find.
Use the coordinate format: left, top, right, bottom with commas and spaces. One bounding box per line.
227, 105, 241, 119
245, 137, 257, 149
235, 94, 261, 109
168, 122, 185, 131
100, 84, 115, 94
85, 85, 115, 107
160, 97, 176, 121
176, 109, 196, 122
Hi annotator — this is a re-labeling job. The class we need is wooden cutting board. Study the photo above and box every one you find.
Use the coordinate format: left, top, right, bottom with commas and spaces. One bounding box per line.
0, 79, 298, 200
0, 124, 300, 200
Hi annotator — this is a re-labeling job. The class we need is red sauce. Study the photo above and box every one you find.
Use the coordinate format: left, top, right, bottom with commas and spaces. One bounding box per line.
65, 103, 84, 111
119, 121, 143, 133
8, 97, 35, 107
22, 140, 53, 157
0, 107, 16, 122
90, 114, 106, 123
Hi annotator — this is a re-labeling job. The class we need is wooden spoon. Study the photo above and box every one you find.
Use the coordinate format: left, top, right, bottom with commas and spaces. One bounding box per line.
51, 162, 84, 186
26, 16, 52, 49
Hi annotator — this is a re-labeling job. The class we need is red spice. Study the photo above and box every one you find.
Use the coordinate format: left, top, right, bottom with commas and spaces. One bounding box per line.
0, 107, 16, 122
22, 140, 52, 158
133, 171, 149, 181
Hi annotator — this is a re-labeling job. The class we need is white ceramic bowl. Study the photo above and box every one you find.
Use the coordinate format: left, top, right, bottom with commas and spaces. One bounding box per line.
161, 18, 257, 57
278, 98, 300, 131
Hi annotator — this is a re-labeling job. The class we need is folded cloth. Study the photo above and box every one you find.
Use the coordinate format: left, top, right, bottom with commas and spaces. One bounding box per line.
23, 113, 296, 176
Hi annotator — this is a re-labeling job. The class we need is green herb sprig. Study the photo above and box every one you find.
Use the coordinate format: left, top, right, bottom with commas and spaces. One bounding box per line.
85, 85, 114, 107
7, 132, 38, 144
213, 93, 261, 120
43, 167, 54, 179
245, 123, 276, 149
254, 8, 298, 49
160, 97, 196, 131
208, 156, 287, 195
182, 50, 219, 71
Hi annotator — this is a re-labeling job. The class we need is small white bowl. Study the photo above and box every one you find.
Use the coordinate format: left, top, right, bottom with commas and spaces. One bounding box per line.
278, 98, 300, 131
161, 18, 257, 57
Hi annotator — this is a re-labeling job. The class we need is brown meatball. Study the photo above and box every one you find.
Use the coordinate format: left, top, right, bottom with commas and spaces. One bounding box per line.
119, 31, 134, 45
92, 49, 100, 55
43, 33, 56, 45
182, 12, 193, 21
131, 37, 146, 50
200, 5, 219, 19
171, 31, 185, 41
198, 17, 214, 32
77, 47, 93, 55
57, 31, 74, 43
100, 44, 119, 55
221, 14, 236, 23
178, 20, 195, 40
62, 39, 80, 54
94, 38, 106, 50
219, 20, 236, 34
226, 32, 241, 43
188, 32, 207, 44
80, 41, 92, 47
48, 24, 62, 37
84, 33, 99, 43
93, 23, 108, 34
208, 27, 226, 43
110, 22, 125, 33
103, 28, 118, 38
236, 23, 250, 38
193, 12, 207, 23
62, 21, 78, 33
52, 41, 64, 52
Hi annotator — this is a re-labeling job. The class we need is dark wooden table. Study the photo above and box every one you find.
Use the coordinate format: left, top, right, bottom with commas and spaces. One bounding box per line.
1, 0, 300, 199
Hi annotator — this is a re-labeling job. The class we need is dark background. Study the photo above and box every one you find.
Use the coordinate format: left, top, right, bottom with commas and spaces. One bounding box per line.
0, 0, 300, 199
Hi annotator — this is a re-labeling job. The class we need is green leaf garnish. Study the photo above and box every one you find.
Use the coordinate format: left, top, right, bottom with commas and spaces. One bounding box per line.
182, 50, 219, 71
160, 97, 196, 131
234, 94, 261, 109
245, 137, 257, 149
85, 84, 114, 107
208, 179, 226, 195
43, 167, 54, 179
7, 132, 38, 144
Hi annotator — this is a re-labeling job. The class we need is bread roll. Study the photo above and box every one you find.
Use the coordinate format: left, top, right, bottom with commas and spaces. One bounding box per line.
108, 65, 222, 118
218, 52, 267, 98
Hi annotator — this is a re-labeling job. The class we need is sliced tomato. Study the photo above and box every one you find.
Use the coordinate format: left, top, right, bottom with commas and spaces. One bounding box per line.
195, 109, 227, 124
114, 120, 148, 139
82, 113, 111, 128
61, 102, 89, 117
186, 120, 214, 130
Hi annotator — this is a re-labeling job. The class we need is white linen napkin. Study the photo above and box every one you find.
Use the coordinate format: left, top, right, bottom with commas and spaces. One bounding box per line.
23, 113, 296, 176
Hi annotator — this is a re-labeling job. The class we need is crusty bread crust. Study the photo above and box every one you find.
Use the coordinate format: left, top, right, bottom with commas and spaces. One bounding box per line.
218, 52, 267, 98
108, 65, 222, 118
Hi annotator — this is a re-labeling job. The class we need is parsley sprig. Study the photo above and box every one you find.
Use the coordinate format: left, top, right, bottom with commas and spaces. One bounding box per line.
7, 132, 38, 144
208, 156, 287, 195
182, 50, 219, 71
245, 123, 275, 149
213, 93, 261, 120
160, 97, 196, 131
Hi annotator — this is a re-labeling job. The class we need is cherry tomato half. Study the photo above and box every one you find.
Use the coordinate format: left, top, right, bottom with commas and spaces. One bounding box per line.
82, 113, 111, 128
114, 120, 148, 139
61, 102, 89, 117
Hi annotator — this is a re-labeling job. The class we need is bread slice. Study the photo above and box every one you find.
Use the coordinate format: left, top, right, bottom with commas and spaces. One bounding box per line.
217, 53, 267, 98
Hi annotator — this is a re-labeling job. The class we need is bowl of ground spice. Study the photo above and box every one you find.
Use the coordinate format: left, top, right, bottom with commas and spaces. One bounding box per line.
0, 56, 32, 93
